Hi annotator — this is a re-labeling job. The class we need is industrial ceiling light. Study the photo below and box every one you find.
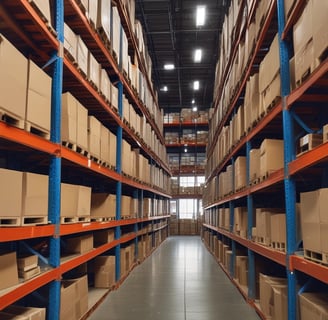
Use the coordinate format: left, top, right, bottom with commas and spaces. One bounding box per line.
192, 99, 195, 104
192, 106, 198, 112
193, 80, 199, 90
160, 86, 168, 92
184, 148, 188, 153
164, 64, 175, 70
196, 6, 206, 26
194, 49, 202, 62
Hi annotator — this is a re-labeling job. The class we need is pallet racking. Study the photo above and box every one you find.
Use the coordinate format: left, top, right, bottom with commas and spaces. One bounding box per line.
0, 1, 171, 318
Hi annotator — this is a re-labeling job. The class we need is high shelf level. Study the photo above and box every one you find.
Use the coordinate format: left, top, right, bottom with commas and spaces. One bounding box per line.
0, 1, 170, 319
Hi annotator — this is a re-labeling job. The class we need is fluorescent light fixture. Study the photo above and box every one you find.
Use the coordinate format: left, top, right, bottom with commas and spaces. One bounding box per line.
196, 6, 206, 26
160, 86, 168, 92
192, 99, 195, 104
184, 148, 188, 153
193, 80, 199, 90
164, 64, 175, 70
192, 106, 198, 112
194, 49, 202, 62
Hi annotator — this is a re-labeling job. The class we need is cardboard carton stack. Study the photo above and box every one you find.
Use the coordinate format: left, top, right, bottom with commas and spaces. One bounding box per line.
259, 139, 284, 178
299, 292, 328, 320
233, 207, 248, 238
1, 305, 46, 320
94, 256, 115, 288
0, 252, 19, 291
17, 255, 40, 280
235, 256, 248, 287
91, 193, 116, 220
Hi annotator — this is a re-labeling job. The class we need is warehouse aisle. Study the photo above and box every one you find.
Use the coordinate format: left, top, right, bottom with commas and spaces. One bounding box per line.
88, 236, 260, 320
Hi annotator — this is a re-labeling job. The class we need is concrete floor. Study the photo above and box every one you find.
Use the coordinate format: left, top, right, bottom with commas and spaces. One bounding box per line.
88, 236, 260, 320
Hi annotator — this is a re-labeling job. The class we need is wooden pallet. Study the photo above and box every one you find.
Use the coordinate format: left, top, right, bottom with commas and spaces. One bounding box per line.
76, 216, 91, 223
0, 108, 24, 129
22, 216, 48, 226
62, 141, 77, 152
256, 236, 271, 247
76, 145, 89, 157
25, 121, 50, 140
271, 241, 286, 252
90, 216, 115, 222
89, 155, 101, 165
60, 216, 77, 224
304, 249, 328, 265
0, 216, 21, 226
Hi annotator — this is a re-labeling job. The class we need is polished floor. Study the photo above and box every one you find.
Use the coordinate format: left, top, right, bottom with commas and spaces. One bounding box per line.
88, 236, 260, 320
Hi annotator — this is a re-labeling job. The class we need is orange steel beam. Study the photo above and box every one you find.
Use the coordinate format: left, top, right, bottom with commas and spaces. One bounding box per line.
0, 225, 55, 242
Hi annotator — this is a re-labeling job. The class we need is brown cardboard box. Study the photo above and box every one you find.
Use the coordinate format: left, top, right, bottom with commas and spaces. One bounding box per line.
65, 234, 93, 254
30, 0, 51, 24
62, 92, 77, 144
0, 169, 23, 218
94, 256, 115, 288
93, 229, 115, 247
111, 6, 121, 64
88, 116, 101, 158
235, 256, 248, 286
91, 193, 116, 218
88, 0, 98, 27
299, 292, 328, 320
272, 285, 288, 320
0, 34, 28, 120
26, 60, 51, 133
234, 156, 247, 191
0, 252, 19, 290
100, 69, 111, 101
121, 195, 132, 218
96, 0, 111, 42
120, 247, 127, 277
295, 39, 314, 86
17, 254, 38, 272
270, 214, 286, 245
234, 207, 248, 237
111, 82, 118, 111
4, 305, 46, 320
249, 148, 260, 182
259, 273, 287, 318
76, 185, 91, 217
109, 130, 117, 168
77, 36, 88, 76
260, 139, 284, 177
100, 125, 110, 164
60, 280, 77, 320
76, 100, 88, 151
64, 23, 77, 61
312, 0, 328, 63
256, 209, 272, 245
88, 52, 100, 89
22, 172, 48, 217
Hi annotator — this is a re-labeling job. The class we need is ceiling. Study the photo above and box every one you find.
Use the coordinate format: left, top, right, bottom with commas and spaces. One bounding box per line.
135, 0, 231, 112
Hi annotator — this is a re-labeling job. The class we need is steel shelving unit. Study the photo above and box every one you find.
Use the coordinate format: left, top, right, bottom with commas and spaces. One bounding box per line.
0, 1, 171, 318
203, 0, 328, 319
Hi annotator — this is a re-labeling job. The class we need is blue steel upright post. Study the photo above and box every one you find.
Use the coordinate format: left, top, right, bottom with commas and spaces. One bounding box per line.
48, 1, 64, 319
277, 1, 297, 319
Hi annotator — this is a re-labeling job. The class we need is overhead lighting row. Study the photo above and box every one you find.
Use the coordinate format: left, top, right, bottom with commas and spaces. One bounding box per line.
161, 5, 206, 96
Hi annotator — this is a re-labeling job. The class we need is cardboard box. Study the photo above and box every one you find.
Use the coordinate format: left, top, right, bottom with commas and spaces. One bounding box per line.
111, 6, 121, 64
234, 207, 248, 237
299, 292, 328, 320
109, 130, 117, 167
22, 172, 48, 217
77, 36, 88, 76
249, 148, 260, 182
272, 285, 288, 320
26, 59, 51, 133
100, 69, 111, 101
299, 133, 323, 154
88, 116, 101, 158
64, 24, 77, 61
323, 124, 328, 143
121, 195, 131, 218
0, 169, 23, 218
94, 229, 115, 247
259, 273, 287, 318
88, 52, 100, 89
3, 305, 46, 320
270, 214, 286, 244
256, 209, 272, 244
74, 275, 88, 319
17, 254, 38, 272
260, 139, 284, 177
60, 280, 77, 319
0, 34, 28, 120
235, 256, 248, 286
88, 0, 99, 27
0, 252, 19, 290
62, 92, 78, 144
111, 82, 118, 111
31, 0, 51, 24
65, 234, 93, 254
100, 125, 110, 164
76, 100, 88, 151
96, 0, 111, 42
94, 256, 115, 288
312, 0, 328, 63
234, 156, 247, 191
91, 193, 116, 218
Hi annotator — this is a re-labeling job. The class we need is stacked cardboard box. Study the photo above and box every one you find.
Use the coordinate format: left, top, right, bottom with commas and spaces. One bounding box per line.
0, 252, 19, 291
65, 234, 93, 255
94, 256, 115, 288
235, 256, 248, 286
60, 275, 88, 320
93, 229, 115, 247
259, 273, 287, 320
260, 139, 284, 177
91, 193, 116, 219
2, 305, 46, 320
17, 254, 40, 280
299, 292, 328, 319
234, 207, 248, 238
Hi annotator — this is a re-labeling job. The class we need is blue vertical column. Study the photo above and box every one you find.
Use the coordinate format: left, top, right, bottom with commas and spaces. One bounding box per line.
277, 1, 296, 319
115, 81, 124, 281
48, 1, 63, 319
246, 141, 256, 300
